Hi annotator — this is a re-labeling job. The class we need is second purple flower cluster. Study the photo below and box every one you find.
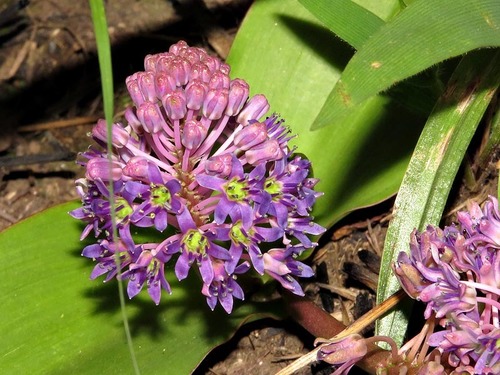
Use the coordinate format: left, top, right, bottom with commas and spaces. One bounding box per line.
70, 41, 325, 313
393, 196, 500, 373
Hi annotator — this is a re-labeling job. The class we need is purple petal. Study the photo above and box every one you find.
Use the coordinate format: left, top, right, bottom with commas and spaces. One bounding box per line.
208, 242, 231, 260
248, 244, 264, 274
175, 252, 191, 280
82, 243, 103, 258
148, 281, 161, 305
199, 256, 214, 284
154, 209, 168, 232
176, 206, 197, 232
196, 174, 225, 191
127, 273, 145, 299
90, 263, 110, 279
220, 294, 234, 314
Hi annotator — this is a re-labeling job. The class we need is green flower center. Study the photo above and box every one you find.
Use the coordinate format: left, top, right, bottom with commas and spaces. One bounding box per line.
151, 185, 172, 208
224, 178, 248, 201
115, 197, 133, 221
147, 257, 160, 275
230, 221, 251, 245
183, 229, 208, 254
264, 177, 282, 195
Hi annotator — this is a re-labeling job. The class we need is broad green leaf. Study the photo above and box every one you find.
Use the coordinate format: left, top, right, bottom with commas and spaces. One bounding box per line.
352, 0, 401, 20
228, 0, 422, 228
0, 202, 283, 374
312, 0, 500, 129
376, 50, 500, 344
298, 0, 385, 49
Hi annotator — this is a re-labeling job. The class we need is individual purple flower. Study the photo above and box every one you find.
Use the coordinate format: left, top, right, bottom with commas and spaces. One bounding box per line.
81, 239, 137, 282
121, 245, 172, 305
215, 211, 283, 274
202, 260, 249, 314
196, 155, 257, 228
262, 245, 314, 296
316, 334, 368, 375
70, 40, 325, 312
164, 207, 231, 284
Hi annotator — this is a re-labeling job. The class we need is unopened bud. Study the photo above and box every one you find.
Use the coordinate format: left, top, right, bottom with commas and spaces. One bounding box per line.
236, 94, 269, 125
136, 102, 165, 133
316, 334, 367, 366
208, 71, 230, 90
202, 89, 228, 120
245, 139, 284, 165
191, 62, 211, 83
182, 120, 207, 150
234, 122, 267, 151
226, 79, 249, 116
162, 89, 187, 120
154, 72, 176, 98
86, 158, 122, 181
138, 71, 157, 102
185, 80, 207, 110
126, 78, 145, 106
205, 154, 232, 176
393, 252, 426, 299
92, 119, 130, 148
169, 57, 191, 86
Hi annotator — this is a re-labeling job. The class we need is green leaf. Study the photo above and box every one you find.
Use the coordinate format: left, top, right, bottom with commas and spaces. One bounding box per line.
298, 0, 386, 49
89, 0, 114, 122
376, 49, 500, 344
312, 0, 500, 129
0, 202, 283, 374
228, 0, 422, 227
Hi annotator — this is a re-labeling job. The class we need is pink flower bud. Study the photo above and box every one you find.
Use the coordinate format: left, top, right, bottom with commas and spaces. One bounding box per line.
126, 79, 145, 106
205, 154, 232, 176
124, 107, 143, 134
144, 54, 158, 72
185, 80, 207, 110
208, 71, 230, 90
156, 55, 174, 73
168, 40, 188, 55
92, 119, 130, 148
202, 55, 220, 73
234, 122, 267, 151
136, 102, 165, 133
184, 49, 202, 65
317, 334, 367, 368
219, 63, 230, 75
154, 72, 176, 98
122, 156, 150, 180
236, 94, 269, 125
226, 79, 249, 116
191, 62, 211, 83
245, 139, 284, 165
202, 89, 228, 120
392, 255, 426, 299
136, 72, 156, 102
86, 158, 122, 181
169, 57, 191, 86
182, 120, 207, 150
162, 89, 187, 120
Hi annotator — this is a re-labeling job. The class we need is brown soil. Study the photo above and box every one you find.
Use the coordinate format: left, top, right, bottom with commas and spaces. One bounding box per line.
1, 1, 497, 374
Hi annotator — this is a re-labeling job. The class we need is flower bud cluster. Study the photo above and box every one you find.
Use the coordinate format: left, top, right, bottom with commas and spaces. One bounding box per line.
70, 41, 325, 313
393, 196, 500, 374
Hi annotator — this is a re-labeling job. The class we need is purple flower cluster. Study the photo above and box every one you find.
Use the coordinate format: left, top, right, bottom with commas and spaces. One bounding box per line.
70, 41, 325, 313
393, 196, 500, 373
